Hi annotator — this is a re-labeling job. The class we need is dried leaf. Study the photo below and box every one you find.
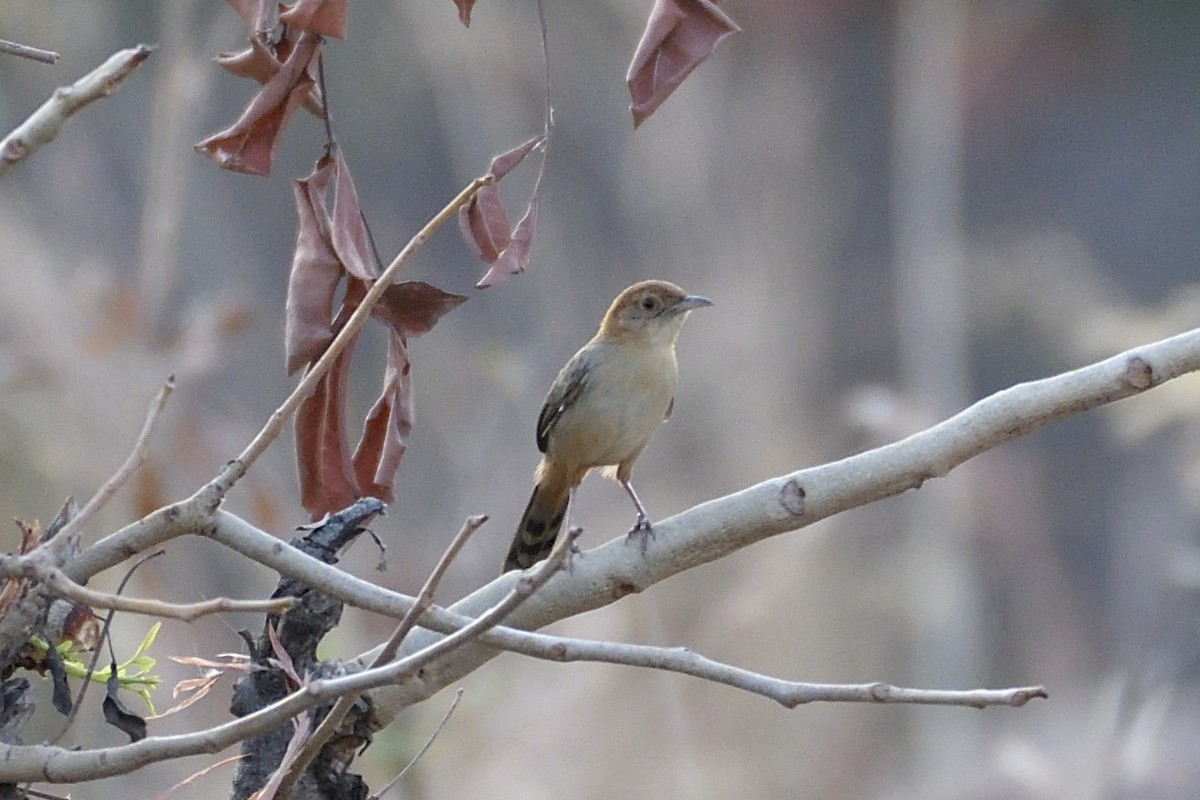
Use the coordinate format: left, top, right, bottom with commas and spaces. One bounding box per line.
295, 336, 359, 518
285, 159, 341, 375
458, 184, 510, 263
460, 134, 545, 269
104, 668, 147, 742
352, 334, 413, 502
487, 134, 544, 180
329, 148, 375, 280
195, 31, 322, 175
452, 0, 476, 27
215, 36, 325, 118
626, 0, 740, 128
280, 0, 349, 39
477, 197, 538, 288
46, 645, 72, 715
371, 281, 468, 339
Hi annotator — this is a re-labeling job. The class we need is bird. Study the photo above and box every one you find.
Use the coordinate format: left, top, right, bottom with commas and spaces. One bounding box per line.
503, 279, 712, 572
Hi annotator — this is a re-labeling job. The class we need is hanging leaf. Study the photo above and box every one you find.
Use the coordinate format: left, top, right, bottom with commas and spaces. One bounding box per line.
285, 157, 340, 375
103, 668, 147, 743
371, 281, 468, 339
626, 0, 740, 128
352, 333, 413, 502
195, 30, 322, 175
295, 336, 360, 518
477, 198, 538, 287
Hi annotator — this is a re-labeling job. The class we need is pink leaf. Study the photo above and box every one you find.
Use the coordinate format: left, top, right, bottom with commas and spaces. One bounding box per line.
477, 198, 538, 288
329, 149, 375, 280
626, 0, 740, 128
195, 31, 322, 175
352, 334, 413, 502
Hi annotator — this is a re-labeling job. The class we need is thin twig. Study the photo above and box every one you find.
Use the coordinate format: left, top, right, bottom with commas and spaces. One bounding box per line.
368, 688, 464, 799
58, 375, 175, 545
208, 175, 493, 496
272, 515, 487, 798
0, 45, 152, 178
0, 554, 294, 621
0, 38, 60, 64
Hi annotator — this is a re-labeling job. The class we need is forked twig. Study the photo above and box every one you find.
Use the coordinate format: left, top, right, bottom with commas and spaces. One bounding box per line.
272, 515, 488, 797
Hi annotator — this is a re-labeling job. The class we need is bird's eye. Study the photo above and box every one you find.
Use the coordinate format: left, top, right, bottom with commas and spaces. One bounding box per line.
640, 296, 659, 311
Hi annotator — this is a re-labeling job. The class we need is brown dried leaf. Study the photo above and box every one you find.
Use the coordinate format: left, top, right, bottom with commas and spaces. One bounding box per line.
329, 148, 375, 280
626, 0, 740, 128
280, 0, 349, 39
452, 0, 476, 27
285, 158, 340, 375
295, 338, 360, 519
371, 281, 468, 339
195, 31, 322, 175
352, 334, 413, 502
215, 36, 325, 118
477, 198, 538, 288
487, 134, 544, 181
458, 184, 510, 263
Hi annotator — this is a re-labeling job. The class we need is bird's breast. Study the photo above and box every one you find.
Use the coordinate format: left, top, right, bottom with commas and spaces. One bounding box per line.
544, 344, 677, 469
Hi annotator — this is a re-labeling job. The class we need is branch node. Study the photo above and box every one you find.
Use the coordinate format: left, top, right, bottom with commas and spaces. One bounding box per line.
780, 478, 806, 516
1125, 355, 1153, 390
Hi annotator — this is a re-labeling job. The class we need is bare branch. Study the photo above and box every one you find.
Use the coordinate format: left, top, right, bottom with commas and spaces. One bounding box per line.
0, 38, 60, 64
272, 514, 487, 797
0, 45, 153, 178
0, 553, 293, 621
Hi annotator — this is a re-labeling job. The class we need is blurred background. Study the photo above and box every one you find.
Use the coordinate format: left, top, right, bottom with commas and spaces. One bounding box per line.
1, 1, 1200, 797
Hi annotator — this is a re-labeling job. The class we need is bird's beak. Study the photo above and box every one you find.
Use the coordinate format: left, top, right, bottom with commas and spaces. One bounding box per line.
671, 295, 714, 314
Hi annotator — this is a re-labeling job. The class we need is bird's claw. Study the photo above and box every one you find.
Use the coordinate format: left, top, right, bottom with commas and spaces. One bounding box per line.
625, 515, 654, 555
565, 526, 584, 572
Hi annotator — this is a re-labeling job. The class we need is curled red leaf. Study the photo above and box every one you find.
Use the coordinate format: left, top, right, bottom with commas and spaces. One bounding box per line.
280, 0, 349, 39
215, 35, 325, 119
458, 184, 510, 263
295, 336, 360, 518
195, 30, 322, 175
477, 198, 538, 288
352, 333, 413, 502
285, 158, 339, 375
329, 148, 375, 280
626, 0, 740, 128
459, 134, 545, 265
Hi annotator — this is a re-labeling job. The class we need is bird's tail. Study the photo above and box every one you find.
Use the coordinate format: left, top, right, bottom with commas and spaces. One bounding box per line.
504, 479, 570, 572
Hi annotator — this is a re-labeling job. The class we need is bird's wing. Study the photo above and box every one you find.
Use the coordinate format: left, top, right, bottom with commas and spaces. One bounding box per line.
536, 348, 594, 453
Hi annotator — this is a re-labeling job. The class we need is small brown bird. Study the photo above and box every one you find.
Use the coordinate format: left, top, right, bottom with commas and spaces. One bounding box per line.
503, 280, 712, 572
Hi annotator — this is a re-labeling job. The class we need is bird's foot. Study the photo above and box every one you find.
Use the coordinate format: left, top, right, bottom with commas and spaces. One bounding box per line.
625, 514, 654, 555
564, 526, 584, 572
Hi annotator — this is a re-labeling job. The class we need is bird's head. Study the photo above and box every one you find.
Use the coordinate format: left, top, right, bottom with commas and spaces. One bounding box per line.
599, 280, 713, 343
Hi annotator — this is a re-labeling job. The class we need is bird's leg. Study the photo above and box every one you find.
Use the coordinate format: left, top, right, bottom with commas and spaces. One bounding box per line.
620, 479, 654, 553
564, 484, 584, 549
